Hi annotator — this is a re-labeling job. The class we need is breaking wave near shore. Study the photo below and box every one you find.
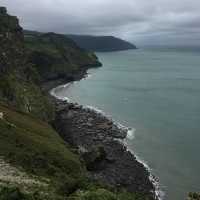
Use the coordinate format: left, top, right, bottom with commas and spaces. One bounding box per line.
50, 82, 164, 200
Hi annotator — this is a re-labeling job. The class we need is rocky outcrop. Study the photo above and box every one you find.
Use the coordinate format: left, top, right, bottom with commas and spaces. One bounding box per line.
52, 100, 156, 199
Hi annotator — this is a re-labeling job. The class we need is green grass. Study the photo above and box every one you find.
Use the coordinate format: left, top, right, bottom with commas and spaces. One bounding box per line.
0, 102, 150, 200
25, 33, 101, 81
0, 102, 83, 180
0, 73, 54, 121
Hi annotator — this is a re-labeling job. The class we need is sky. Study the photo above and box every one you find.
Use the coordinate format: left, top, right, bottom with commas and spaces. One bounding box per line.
2, 0, 200, 46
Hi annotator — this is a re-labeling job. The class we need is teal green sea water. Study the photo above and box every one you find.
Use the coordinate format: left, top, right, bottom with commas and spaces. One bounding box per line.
53, 47, 200, 200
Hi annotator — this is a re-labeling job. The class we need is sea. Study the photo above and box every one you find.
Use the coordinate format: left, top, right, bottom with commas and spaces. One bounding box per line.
52, 46, 200, 200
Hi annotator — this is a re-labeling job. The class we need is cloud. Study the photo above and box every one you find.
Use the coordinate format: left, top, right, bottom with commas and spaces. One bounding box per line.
1, 0, 200, 46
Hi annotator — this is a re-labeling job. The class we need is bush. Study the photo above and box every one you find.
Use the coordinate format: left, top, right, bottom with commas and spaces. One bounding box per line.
0, 186, 27, 200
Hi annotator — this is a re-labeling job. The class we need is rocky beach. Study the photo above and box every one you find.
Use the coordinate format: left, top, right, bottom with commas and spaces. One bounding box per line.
49, 77, 158, 200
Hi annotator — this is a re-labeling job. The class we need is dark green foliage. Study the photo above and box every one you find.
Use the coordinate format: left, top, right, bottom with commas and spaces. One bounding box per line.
0, 103, 82, 179
0, 7, 149, 200
0, 186, 27, 200
0, 73, 54, 120
188, 192, 200, 200
67, 35, 137, 52
68, 188, 146, 200
0, 185, 64, 200
25, 32, 102, 82
0, 7, 54, 120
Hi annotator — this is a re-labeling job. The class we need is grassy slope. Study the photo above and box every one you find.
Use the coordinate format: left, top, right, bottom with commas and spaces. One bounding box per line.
0, 8, 149, 200
0, 102, 83, 198
0, 102, 81, 177
0, 8, 54, 121
0, 103, 144, 200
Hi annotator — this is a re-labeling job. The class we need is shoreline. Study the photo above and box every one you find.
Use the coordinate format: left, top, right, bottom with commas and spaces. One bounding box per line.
50, 80, 164, 200
44, 59, 162, 199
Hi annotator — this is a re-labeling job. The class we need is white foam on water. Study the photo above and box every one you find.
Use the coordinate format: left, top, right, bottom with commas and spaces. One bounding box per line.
83, 73, 93, 80
50, 83, 72, 102
85, 105, 108, 116
50, 84, 164, 200
81, 105, 164, 200
84, 105, 165, 200
124, 139, 165, 200
127, 128, 136, 140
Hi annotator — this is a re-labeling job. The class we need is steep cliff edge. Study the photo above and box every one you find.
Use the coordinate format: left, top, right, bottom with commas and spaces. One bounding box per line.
0, 7, 156, 200
0, 7, 53, 120
24, 30, 102, 88
0, 8, 101, 119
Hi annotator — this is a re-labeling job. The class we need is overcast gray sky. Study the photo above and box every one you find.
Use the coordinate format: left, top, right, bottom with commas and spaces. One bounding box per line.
2, 0, 200, 46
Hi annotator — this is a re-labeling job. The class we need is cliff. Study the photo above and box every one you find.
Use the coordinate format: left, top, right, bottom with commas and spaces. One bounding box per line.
0, 7, 53, 121
24, 30, 102, 85
67, 35, 137, 52
0, 7, 155, 200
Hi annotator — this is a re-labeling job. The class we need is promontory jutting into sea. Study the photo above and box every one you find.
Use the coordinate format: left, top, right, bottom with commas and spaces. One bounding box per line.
1, 1, 200, 200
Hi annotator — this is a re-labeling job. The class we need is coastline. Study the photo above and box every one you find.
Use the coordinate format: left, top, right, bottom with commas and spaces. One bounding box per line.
47, 68, 163, 200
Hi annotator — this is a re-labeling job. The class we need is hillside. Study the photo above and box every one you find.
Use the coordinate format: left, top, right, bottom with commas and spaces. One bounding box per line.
0, 102, 146, 199
0, 7, 53, 121
0, 7, 152, 200
25, 31, 102, 83
67, 35, 137, 52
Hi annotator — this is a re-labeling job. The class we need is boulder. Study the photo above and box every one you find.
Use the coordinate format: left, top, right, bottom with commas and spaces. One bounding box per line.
97, 122, 112, 130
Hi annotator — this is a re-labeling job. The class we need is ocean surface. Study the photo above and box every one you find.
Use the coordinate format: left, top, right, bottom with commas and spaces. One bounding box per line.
53, 47, 200, 200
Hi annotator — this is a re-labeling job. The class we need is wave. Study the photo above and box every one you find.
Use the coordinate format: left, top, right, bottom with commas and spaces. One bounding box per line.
50, 84, 164, 200
77, 105, 165, 200
125, 142, 165, 200
50, 83, 72, 102
83, 73, 93, 80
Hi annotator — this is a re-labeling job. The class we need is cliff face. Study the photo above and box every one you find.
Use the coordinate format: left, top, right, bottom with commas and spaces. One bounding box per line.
0, 9, 101, 120
0, 7, 156, 200
0, 7, 53, 120
24, 31, 102, 84
67, 35, 137, 52
0, 7, 24, 73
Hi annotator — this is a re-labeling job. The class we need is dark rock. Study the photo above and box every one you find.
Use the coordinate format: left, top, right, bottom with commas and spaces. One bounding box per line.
51, 99, 156, 199
82, 146, 107, 171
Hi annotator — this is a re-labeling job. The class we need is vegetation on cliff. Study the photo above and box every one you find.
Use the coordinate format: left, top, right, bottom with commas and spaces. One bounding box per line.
0, 7, 155, 200
0, 104, 144, 199
0, 7, 53, 121
0, 9, 101, 120
24, 30, 102, 83
67, 35, 137, 52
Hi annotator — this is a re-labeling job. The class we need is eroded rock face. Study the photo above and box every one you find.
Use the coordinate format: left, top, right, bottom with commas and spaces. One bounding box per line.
0, 7, 24, 73
188, 193, 200, 200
